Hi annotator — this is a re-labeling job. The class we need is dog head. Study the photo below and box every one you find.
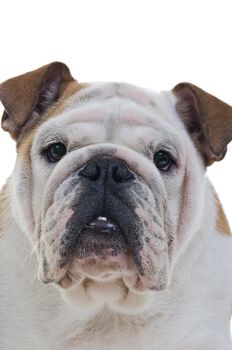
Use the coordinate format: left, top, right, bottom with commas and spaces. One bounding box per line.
1, 62, 231, 316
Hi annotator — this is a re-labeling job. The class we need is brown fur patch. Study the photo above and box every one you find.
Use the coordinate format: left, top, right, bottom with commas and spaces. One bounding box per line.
0, 62, 75, 140
41, 81, 88, 121
173, 83, 232, 166
215, 193, 231, 236
18, 81, 88, 161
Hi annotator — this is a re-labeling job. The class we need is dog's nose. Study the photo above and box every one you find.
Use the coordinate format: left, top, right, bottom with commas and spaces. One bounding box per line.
79, 156, 135, 183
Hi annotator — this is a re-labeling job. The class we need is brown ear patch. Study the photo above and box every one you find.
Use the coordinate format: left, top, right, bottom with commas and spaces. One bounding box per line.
173, 83, 232, 166
17, 81, 88, 159
0, 62, 74, 141
215, 194, 231, 236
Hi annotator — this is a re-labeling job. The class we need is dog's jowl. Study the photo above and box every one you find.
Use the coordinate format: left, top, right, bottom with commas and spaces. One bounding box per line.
0, 62, 232, 349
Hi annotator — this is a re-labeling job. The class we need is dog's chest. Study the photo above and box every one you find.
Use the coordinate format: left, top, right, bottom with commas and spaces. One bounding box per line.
1, 222, 232, 350
44, 321, 166, 350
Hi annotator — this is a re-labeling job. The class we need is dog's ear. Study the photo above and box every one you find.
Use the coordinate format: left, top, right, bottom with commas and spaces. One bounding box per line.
173, 83, 232, 166
0, 62, 74, 141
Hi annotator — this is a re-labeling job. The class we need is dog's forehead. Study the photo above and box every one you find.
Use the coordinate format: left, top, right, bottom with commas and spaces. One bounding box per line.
37, 82, 177, 141
74, 82, 156, 105
69, 82, 175, 117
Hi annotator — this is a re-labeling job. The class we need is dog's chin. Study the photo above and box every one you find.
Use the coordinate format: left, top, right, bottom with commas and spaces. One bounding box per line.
39, 216, 167, 315
55, 246, 157, 293
49, 253, 155, 316
57, 273, 155, 317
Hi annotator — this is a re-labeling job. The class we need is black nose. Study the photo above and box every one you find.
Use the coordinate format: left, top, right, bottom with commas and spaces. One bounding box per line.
79, 156, 135, 183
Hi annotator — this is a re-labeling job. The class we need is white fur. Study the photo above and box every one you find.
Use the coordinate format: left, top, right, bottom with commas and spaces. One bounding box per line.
0, 82, 231, 349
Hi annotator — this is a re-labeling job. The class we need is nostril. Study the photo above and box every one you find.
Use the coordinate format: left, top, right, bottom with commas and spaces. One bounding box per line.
79, 157, 135, 183
112, 165, 135, 183
79, 164, 101, 181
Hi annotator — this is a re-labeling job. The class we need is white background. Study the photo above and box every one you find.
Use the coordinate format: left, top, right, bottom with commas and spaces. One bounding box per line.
0, 0, 231, 331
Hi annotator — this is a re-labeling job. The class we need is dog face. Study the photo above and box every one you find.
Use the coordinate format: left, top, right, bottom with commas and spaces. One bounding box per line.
1, 63, 231, 316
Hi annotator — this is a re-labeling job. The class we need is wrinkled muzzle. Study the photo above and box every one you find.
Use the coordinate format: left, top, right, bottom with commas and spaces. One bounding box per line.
37, 148, 169, 293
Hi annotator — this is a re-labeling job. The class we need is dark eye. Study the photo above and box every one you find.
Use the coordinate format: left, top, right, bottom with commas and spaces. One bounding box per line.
45, 143, 67, 162
153, 150, 173, 171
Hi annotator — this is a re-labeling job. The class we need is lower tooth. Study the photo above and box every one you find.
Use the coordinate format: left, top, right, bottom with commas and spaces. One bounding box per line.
98, 216, 107, 221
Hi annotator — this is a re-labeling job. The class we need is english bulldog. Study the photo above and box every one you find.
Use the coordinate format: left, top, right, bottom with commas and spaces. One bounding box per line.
0, 62, 232, 350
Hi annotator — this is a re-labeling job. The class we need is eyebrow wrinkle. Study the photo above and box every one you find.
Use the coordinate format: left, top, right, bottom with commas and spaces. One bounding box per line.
105, 102, 120, 142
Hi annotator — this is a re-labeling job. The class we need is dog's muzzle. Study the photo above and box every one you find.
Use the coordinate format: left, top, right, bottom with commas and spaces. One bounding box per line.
58, 156, 142, 266
40, 155, 168, 292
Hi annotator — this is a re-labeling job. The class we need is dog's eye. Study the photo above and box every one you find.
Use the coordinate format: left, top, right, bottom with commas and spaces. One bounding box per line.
153, 150, 173, 171
45, 143, 67, 162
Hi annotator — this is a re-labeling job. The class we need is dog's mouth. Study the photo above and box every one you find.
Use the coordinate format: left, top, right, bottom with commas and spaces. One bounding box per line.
75, 215, 128, 258
40, 173, 168, 293
48, 209, 152, 294
54, 214, 134, 290
83, 215, 123, 239
86, 215, 120, 230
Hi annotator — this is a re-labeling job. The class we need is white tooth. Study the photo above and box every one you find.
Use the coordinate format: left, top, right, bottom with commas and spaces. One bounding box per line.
97, 216, 107, 221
